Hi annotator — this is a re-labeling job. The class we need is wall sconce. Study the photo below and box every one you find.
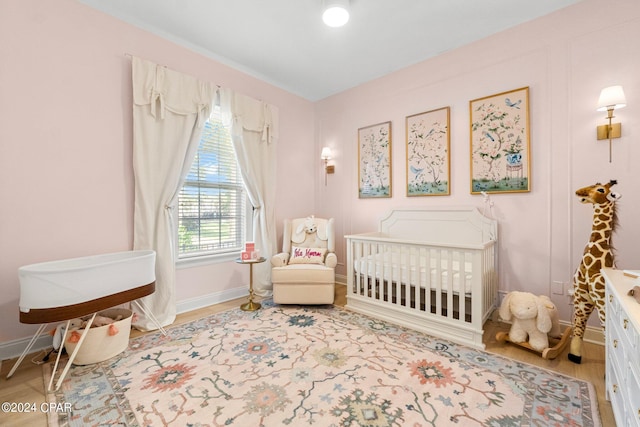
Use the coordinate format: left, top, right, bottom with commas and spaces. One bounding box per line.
596, 85, 626, 162
322, 0, 350, 27
321, 147, 334, 185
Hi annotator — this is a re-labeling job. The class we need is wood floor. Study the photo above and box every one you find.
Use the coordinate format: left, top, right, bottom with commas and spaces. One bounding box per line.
0, 285, 614, 426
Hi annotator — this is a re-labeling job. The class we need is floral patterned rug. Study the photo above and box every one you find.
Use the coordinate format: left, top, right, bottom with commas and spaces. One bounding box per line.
45, 301, 601, 426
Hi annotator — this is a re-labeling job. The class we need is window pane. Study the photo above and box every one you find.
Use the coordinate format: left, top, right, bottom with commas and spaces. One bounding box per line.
178, 107, 245, 258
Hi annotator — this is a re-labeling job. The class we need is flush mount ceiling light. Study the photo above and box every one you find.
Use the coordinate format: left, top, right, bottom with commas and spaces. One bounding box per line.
323, 0, 350, 27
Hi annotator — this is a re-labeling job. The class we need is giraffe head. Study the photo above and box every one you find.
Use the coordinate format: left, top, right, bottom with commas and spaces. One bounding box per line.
575, 179, 621, 205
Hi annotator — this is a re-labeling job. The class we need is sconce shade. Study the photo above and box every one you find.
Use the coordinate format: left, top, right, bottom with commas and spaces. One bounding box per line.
596, 85, 627, 163
323, 0, 350, 27
321, 147, 334, 185
597, 85, 627, 111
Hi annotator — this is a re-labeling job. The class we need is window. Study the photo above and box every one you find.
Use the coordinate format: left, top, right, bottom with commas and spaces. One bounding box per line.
177, 106, 246, 261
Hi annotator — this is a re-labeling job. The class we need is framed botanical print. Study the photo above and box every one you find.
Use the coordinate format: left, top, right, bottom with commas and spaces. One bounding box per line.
470, 87, 530, 194
406, 107, 450, 196
358, 121, 392, 198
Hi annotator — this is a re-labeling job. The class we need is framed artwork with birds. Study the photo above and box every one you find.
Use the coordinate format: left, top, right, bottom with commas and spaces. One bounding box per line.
358, 121, 392, 198
470, 86, 530, 194
406, 106, 450, 196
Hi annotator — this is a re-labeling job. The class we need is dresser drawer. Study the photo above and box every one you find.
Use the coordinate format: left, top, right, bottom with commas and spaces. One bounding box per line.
603, 269, 640, 427
620, 311, 638, 350
608, 359, 627, 426
609, 316, 627, 372
628, 361, 640, 427
608, 291, 621, 316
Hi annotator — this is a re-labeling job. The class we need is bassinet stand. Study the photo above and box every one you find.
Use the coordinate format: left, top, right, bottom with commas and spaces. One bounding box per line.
7, 283, 166, 391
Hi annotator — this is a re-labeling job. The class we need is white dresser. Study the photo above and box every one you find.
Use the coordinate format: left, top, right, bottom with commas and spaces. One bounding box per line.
603, 268, 640, 427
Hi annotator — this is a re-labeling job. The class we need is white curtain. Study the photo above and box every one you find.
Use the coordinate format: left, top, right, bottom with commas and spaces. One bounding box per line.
131, 57, 216, 330
220, 89, 279, 294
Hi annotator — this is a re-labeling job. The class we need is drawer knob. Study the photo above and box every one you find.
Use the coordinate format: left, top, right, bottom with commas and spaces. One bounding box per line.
624, 319, 629, 329
613, 384, 618, 393
613, 339, 618, 348
609, 295, 613, 303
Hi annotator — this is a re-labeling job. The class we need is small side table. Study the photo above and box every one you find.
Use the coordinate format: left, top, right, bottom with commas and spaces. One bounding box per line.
235, 257, 266, 311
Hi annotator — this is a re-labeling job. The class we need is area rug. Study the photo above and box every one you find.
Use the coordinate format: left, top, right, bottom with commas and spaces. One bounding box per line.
45, 301, 601, 426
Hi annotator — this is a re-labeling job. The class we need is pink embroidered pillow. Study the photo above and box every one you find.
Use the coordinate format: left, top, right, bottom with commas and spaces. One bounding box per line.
289, 247, 327, 264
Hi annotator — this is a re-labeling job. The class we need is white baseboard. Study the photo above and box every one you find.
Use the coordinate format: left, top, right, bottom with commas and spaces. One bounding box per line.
339, 279, 603, 346
2, 285, 603, 362
572, 321, 604, 346
0, 332, 54, 364
490, 310, 604, 346
0, 287, 248, 362
176, 287, 248, 315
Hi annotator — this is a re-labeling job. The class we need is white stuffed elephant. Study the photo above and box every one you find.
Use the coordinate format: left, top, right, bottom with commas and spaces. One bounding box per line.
499, 291, 561, 352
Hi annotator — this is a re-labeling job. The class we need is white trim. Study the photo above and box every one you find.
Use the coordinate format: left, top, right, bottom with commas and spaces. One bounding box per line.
0, 333, 53, 364
567, 320, 603, 346
318, 273, 603, 348
1, 289, 604, 362
489, 313, 604, 346
176, 286, 247, 314
0, 287, 248, 361
176, 251, 241, 269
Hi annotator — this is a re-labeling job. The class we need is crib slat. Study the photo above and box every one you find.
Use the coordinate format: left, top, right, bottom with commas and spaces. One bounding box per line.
345, 230, 498, 351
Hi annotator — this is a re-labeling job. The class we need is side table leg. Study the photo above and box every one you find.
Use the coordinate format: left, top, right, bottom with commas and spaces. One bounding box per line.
241, 263, 261, 311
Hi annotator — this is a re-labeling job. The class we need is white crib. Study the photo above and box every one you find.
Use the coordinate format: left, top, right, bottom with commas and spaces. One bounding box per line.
345, 207, 498, 349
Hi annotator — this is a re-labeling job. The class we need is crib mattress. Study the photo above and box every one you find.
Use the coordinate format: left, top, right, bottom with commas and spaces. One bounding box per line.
353, 252, 473, 294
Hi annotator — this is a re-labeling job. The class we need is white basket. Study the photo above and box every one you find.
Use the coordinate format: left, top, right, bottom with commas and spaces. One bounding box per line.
64, 308, 132, 365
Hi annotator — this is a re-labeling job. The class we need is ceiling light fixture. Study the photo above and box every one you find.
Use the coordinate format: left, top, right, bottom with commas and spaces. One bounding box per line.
323, 0, 350, 27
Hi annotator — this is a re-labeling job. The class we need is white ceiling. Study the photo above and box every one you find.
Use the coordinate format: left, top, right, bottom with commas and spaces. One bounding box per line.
79, 0, 581, 101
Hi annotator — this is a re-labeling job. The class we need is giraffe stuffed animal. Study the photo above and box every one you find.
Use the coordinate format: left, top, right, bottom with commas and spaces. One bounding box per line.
569, 179, 621, 364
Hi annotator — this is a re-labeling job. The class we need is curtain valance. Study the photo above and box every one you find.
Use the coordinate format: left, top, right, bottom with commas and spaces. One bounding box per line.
132, 57, 216, 121
220, 89, 279, 144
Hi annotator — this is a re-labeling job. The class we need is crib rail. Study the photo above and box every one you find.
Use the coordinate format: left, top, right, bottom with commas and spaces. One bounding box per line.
346, 234, 497, 349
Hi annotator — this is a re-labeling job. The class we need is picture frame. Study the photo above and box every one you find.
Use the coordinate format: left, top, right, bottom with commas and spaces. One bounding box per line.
469, 86, 530, 194
405, 107, 450, 196
358, 121, 392, 198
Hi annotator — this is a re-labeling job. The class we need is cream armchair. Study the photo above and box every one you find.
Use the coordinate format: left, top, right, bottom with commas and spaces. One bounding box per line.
271, 216, 336, 304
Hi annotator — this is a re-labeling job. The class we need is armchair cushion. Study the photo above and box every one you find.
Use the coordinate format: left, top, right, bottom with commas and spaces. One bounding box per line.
272, 264, 334, 284
288, 247, 327, 265
271, 252, 289, 267
325, 252, 338, 269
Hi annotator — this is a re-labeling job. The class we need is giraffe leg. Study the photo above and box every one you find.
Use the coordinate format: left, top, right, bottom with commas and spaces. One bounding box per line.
591, 274, 607, 329
569, 336, 585, 364
592, 274, 608, 346
569, 284, 594, 364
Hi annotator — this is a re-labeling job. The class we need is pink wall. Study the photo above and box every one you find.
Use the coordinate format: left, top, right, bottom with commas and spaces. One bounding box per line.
1, 0, 639, 349
0, 0, 315, 344
314, 0, 640, 325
